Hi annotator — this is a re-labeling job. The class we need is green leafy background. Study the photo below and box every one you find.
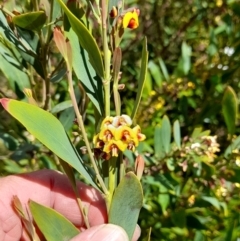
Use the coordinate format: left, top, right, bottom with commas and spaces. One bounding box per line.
1, 0, 240, 241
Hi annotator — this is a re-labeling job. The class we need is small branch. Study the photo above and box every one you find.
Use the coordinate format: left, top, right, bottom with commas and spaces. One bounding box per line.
101, 0, 111, 116
66, 70, 108, 195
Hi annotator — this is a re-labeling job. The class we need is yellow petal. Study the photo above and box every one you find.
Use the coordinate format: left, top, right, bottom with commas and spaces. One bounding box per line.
103, 140, 127, 154
101, 116, 114, 129
123, 11, 139, 29
99, 126, 115, 142
115, 126, 133, 141
133, 125, 146, 141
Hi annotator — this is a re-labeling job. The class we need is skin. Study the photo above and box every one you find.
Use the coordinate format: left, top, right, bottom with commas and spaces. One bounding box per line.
0, 170, 140, 241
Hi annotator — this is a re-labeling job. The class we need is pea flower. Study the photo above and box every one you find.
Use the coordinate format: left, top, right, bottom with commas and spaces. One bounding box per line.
93, 115, 146, 160
122, 9, 139, 29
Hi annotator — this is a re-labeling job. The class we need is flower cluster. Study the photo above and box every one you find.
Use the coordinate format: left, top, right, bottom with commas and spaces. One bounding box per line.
93, 115, 146, 160
184, 135, 220, 163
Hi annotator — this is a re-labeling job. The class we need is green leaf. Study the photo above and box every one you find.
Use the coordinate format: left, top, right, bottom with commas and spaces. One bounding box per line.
148, 60, 163, 87
159, 57, 169, 81
131, 37, 148, 120
0, 43, 30, 94
56, 0, 104, 78
0, 10, 36, 54
144, 175, 175, 191
173, 120, 181, 148
12, 11, 47, 31
191, 127, 210, 138
161, 115, 171, 154
225, 217, 237, 241
0, 98, 98, 190
16, 27, 45, 79
224, 135, 240, 158
158, 183, 170, 214
59, 106, 76, 131
194, 231, 205, 241
50, 68, 67, 83
65, 28, 104, 115
201, 196, 220, 210
154, 125, 164, 158
29, 200, 79, 241
109, 172, 143, 240
181, 41, 192, 75
222, 86, 238, 135
51, 100, 72, 114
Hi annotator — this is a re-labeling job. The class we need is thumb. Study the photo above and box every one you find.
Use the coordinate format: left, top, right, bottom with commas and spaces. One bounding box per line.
70, 224, 129, 241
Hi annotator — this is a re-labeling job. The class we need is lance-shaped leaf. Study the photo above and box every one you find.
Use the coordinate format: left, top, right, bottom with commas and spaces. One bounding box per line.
173, 120, 181, 149
29, 200, 79, 241
65, 28, 104, 115
0, 98, 98, 190
0, 10, 35, 54
135, 155, 145, 180
54, 27, 72, 70
131, 37, 148, 121
12, 11, 47, 31
222, 86, 238, 135
161, 115, 171, 154
56, 0, 104, 78
109, 172, 143, 240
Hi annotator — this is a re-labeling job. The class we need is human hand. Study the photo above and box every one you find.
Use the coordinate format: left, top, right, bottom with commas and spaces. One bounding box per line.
0, 169, 140, 241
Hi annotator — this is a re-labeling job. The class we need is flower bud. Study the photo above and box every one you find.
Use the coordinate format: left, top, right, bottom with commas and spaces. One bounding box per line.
109, 6, 118, 18
135, 155, 145, 180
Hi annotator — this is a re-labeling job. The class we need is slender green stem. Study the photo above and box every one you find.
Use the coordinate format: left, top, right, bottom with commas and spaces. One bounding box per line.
46, 0, 54, 44
108, 157, 117, 211
42, 0, 54, 110
0, 6, 14, 17
113, 83, 120, 115
58, 157, 90, 228
76, 196, 90, 228
32, 0, 39, 11
101, 0, 111, 116
42, 51, 51, 110
66, 70, 108, 195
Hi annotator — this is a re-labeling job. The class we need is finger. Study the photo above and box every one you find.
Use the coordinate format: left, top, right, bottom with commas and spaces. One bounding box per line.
71, 224, 141, 241
70, 224, 128, 241
0, 170, 107, 241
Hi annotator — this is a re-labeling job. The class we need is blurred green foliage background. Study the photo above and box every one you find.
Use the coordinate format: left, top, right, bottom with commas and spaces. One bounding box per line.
1, 0, 240, 240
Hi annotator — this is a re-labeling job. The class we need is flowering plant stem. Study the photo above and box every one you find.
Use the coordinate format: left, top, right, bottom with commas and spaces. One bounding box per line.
108, 157, 117, 210
66, 70, 108, 195
101, 0, 118, 212
101, 0, 111, 117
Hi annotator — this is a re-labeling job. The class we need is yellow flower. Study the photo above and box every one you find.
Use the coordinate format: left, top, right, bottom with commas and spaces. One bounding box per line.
132, 125, 146, 141
122, 10, 139, 29
188, 195, 195, 206
99, 126, 115, 142
115, 126, 135, 141
103, 140, 128, 157
101, 116, 114, 129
